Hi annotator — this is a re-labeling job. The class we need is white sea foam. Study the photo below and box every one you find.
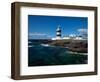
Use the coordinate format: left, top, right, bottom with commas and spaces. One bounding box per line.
40, 44, 50, 47
28, 45, 34, 47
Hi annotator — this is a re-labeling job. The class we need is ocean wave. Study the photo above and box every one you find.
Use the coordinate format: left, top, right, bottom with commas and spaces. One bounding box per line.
40, 44, 50, 47
28, 45, 34, 47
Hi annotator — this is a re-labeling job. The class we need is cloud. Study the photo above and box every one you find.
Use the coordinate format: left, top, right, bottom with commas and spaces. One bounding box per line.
77, 29, 88, 39
69, 34, 76, 37
77, 28, 87, 33
29, 32, 46, 36
28, 32, 51, 39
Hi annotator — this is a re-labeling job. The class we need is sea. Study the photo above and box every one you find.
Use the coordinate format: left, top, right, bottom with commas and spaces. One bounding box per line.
28, 39, 88, 66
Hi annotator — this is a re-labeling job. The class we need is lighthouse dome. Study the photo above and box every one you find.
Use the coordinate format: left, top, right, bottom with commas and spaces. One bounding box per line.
56, 26, 61, 31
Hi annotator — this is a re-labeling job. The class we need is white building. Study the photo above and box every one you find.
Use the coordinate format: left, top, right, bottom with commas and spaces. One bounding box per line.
74, 36, 83, 40
62, 37, 70, 39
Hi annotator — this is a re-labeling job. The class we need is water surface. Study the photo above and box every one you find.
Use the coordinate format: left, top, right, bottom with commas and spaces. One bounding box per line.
28, 40, 87, 66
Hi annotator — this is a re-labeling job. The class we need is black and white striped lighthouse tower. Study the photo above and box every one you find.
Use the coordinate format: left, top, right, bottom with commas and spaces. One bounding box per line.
56, 26, 61, 39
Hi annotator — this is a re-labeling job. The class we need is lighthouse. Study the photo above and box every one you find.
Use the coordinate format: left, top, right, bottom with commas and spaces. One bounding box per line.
56, 26, 61, 39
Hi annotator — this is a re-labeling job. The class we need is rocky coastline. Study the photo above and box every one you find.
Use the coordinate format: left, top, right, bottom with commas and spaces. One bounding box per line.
49, 39, 87, 54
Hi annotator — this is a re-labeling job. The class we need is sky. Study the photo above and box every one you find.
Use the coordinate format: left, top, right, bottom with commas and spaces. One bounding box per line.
28, 15, 88, 39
